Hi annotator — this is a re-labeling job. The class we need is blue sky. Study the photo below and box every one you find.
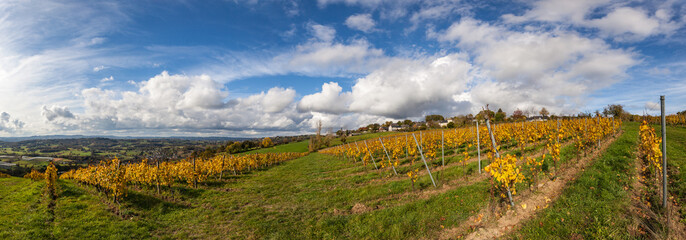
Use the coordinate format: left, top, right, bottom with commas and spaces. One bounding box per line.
1, 0, 685, 137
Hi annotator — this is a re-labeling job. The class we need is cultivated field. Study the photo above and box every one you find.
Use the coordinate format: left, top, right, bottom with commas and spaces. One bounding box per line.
1, 120, 685, 239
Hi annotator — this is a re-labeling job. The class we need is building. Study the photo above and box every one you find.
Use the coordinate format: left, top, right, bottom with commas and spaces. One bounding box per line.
438, 119, 454, 128
388, 123, 402, 131
527, 116, 549, 122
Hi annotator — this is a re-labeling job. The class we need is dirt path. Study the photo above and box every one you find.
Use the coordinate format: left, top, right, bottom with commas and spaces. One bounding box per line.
439, 132, 621, 240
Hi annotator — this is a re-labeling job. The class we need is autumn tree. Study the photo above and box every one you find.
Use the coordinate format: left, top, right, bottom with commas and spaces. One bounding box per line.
512, 109, 525, 121
495, 108, 506, 122
539, 107, 549, 117
261, 137, 273, 148
603, 104, 626, 119
425, 114, 445, 122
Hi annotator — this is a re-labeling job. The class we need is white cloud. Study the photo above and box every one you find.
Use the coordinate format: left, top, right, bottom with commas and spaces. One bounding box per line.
71, 72, 308, 133
0, 112, 25, 133
345, 14, 376, 32
502, 0, 683, 40
309, 23, 336, 42
298, 53, 477, 118
100, 76, 114, 82
41, 105, 75, 121
645, 101, 660, 111
93, 65, 107, 72
432, 18, 637, 114
297, 82, 352, 114
588, 7, 665, 39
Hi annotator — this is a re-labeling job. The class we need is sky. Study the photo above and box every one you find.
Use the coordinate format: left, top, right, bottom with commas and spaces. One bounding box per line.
1, 0, 685, 137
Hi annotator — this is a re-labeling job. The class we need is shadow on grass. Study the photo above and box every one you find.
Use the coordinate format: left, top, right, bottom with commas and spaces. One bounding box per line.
123, 190, 189, 215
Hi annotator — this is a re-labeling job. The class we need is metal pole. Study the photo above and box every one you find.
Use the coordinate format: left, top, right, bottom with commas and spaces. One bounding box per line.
486, 119, 500, 158
363, 140, 378, 170
354, 141, 361, 162
405, 134, 409, 158
485, 118, 513, 207
441, 130, 445, 167
477, 121, 481, 174
661, 95, 668, 208
556, 119, 560, 144
379, 138, 398, 175
412, 133, 437, 187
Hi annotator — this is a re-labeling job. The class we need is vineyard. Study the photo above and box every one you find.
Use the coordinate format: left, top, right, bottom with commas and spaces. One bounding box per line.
2, 118, 686, 239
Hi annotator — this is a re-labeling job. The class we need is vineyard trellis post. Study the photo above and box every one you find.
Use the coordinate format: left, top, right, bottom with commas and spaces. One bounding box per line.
596, 117, 600, 148
378, 138, 398, 175
556, 119, 560, 144
363, 140, 379, 170
661, 95, 668, 209
405, 134, 409, 159
441, 130, 445, 167
476, 120, 481, 174
485, 117, 514, 207
354, 141, 361, 162
412, 133, 437, 187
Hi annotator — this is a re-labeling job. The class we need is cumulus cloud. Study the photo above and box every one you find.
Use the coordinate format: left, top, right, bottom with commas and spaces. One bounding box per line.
297, 82, 352, 114
0, 112, 25, 132
41, 105, 75, 121
431, 18, 637, 114
502, 0, 682, 40
71, 71, 308, 133
345, 14, 376, 32
299, 53, 477, 118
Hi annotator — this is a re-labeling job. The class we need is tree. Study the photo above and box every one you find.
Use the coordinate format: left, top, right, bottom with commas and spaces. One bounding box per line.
603, 104, 626, 119
512, 109, 525, 121
447, 122, 455, 128
539, 107, 549, 117
495, 108, 506, 122
476, 109, 495, 121
261, 137, 273, 148
367, 123, 380, 133
425, 114, 445, 122
402, 119, 413, 126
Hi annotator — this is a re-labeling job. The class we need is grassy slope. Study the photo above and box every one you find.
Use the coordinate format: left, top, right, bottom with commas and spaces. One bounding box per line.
243, 140, 310, 154
4, 123, 661, 239
135, 153, 488, 239
0, 177, 151, 240
241, 131, 399, 154
0, 177, 51, 239
511, 122, 638, 239
657, 124, 686, 222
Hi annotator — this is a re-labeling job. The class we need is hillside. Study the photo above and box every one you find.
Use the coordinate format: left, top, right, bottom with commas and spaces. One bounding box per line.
2, 122, 685, 239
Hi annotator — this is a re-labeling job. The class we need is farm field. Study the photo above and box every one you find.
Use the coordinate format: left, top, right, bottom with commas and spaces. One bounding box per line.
3, 120, 684, 239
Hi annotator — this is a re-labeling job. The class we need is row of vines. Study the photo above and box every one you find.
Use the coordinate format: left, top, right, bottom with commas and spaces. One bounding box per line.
321, 117, 621, 207
59, 152, 306, 203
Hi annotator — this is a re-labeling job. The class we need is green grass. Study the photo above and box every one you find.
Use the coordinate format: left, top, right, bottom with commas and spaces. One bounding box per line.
511, 122, 639, 239
0, 177, 51, 239
0, 177, 151, 239
7, 122, 681, 239
655, 124, 686, 222
243, 140, 310, 154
